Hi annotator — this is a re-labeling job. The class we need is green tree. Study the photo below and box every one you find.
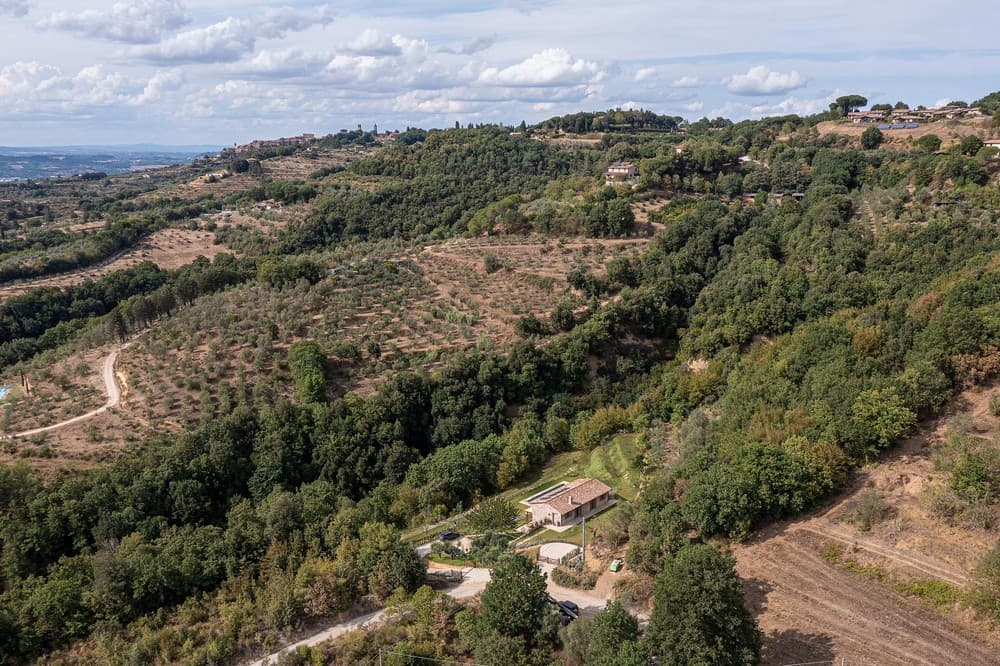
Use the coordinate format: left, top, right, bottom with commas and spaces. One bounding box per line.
847, 387, 916, 459
860, 126, 884, 150
584, 601, 645, 666
645, 544, 761, 665
465, 496, 519, 532
107, 308, 127, 343
356, 522, 425, 599
480, 554, 549, 638
287, 340, 328, 404
835, 94, 868, 116
960, 135, 984, 156
915, 134, 942, 153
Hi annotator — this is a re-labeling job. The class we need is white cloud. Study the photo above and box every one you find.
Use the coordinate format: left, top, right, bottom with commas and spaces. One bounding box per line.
344, 28, 399, 56
672, 75, 703, 88
478, 48, 603, 87
0, 0, 28, 17
0, 61, 144, 113
130, 69, 183, 105
38, 0, 190, 44
393, 90, 469, 114
134, 5, 334, 63
182, 78, 337, 120
236, 48, 329, 77
633, 67, 656, 82
683, 101, 704, 112
724, 66, 805, 95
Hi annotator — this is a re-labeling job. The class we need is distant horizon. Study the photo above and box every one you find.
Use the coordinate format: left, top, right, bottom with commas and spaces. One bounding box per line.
0, 143, 223, 152
2, 1, 997, 145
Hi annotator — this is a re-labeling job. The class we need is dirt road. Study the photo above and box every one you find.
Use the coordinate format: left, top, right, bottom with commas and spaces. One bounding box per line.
245, 567, 493, 666
9, 340, 131, 438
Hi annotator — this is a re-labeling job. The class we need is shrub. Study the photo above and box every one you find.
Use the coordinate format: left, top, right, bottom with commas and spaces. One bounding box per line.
550, 566, 598, 589
861, 126, 884, 150
970, 541, 1000, 621
483, 253, 503, 274
851, 490, 889, 531
465, 497, 519, 533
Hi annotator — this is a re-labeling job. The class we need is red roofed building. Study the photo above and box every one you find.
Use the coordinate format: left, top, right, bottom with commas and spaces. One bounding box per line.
523, 478, 613, 527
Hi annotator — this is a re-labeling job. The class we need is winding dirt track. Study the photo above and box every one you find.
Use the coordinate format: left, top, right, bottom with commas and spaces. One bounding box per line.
9, 340, 132, 438
734, 523, 997, 666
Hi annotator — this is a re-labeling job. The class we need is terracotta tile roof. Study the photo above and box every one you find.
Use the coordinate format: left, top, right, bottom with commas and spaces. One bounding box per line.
529, 478, 612, 515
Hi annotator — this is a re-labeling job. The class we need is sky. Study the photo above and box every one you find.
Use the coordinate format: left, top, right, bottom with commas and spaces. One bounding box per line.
1, 0, 998, 146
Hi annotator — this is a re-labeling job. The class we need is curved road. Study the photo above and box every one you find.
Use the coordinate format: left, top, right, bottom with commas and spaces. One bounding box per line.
244, 557, 618, 666
245, 568, 493, 666
9, 339, 133, 438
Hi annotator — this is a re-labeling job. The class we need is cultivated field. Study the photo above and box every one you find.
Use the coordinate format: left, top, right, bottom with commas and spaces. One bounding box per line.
734, 383, 1000, 665
0, 228, 224, 299
4, 235, 650, 453
151, 147, 361, 201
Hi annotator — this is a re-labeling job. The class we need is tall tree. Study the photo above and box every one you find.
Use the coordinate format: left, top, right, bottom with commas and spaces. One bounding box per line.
835, 94, 868, 116
645, 544, 761, 666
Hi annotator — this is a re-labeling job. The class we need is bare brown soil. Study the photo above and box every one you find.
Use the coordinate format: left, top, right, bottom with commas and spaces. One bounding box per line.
733, 383, 1000, 665
737, 526, 997, 666
0, 228, 224, 298
816, 117, 993, 147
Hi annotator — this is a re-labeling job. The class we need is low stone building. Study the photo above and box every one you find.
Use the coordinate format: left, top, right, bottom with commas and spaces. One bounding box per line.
523, 478, 613, 527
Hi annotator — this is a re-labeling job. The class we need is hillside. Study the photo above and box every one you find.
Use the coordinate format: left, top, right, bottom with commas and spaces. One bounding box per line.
0, 107, 999, 666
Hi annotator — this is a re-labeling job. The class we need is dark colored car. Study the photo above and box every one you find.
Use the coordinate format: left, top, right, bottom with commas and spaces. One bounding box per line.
558, 600, 579, 614
438, 529, 461, 541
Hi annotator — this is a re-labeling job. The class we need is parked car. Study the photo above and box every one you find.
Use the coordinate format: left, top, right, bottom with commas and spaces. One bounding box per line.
609, 558, 623, 572
558, 600, 579, 614
437, 529, 461, 541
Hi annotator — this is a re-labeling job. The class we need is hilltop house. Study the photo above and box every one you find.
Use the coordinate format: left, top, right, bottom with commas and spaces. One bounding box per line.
604, 161, 639, 182
523, 478, 613, 527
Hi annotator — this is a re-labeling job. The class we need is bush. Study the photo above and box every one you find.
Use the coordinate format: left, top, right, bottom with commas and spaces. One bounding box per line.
970, 541, 1000, 621
573, 404, 638, 450
861, 126, 884, 150
550, 566, 598, 589
851, 490, 889, 531
483, 253, 503, 274
465, 497, 519, 532
515, 315, 545, 337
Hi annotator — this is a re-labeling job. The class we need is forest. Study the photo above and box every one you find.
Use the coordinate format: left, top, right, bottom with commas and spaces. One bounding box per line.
0, 97, 999, 665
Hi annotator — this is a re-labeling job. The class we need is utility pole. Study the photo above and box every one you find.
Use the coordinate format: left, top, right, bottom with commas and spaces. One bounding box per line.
581, 515, 586, 565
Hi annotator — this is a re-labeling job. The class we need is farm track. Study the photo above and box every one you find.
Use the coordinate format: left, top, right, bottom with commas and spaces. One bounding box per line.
7, 338, 134, 438
794, 523, 970, 586
735, 526, 997, 666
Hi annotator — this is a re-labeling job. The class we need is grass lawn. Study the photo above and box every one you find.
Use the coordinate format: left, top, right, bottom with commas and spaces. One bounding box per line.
505, 433, 644, 505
